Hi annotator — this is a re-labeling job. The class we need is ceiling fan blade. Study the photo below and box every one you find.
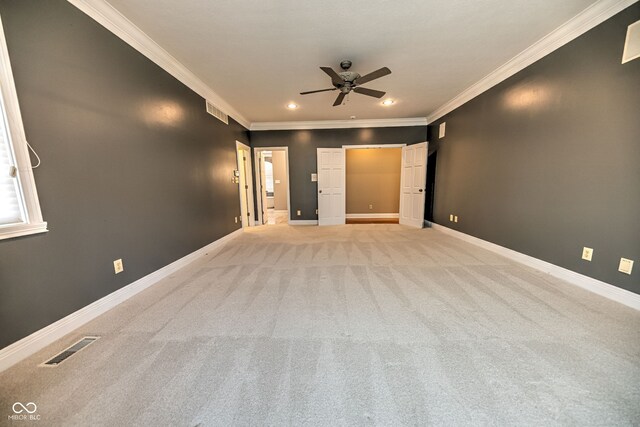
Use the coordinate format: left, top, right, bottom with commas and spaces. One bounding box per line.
320, 66, 344, 84
333, 92, 346, 106
300, 88, 336, 95
353, 87, 386, 98
355, 67, 391, 85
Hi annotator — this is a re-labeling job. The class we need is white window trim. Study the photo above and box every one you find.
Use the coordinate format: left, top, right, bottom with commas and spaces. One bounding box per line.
0, 15, 47, 240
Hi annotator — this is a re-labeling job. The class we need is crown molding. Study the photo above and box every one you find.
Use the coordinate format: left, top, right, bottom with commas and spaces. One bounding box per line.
67, 0, 251, 129
250, 117, 428, 131
426, 0, 638, 123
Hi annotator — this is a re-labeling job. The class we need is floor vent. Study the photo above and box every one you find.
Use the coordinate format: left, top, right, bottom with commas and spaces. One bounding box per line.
41, 336, 99, 367
206, 100, 229, 124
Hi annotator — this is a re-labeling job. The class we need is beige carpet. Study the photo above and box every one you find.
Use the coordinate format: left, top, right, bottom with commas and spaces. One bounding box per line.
1, 224, 639, 426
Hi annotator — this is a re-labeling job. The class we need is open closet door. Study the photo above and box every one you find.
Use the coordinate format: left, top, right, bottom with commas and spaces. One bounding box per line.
259, 152, 268, 224
317, 148, 345, 226
399, 141, 428, 228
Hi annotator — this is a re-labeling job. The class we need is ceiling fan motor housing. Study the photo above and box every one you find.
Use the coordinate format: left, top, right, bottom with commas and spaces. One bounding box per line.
300, 60, 391, 105
338, 71, 360, 84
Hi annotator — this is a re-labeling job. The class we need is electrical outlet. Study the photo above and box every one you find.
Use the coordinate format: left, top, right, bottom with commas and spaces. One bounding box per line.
581, 247, 593, 261
113, 259, 123, 274
449, 214, 454, 221
369, 204, 373, 210
234, 216, 238, 224
297, 210, 301, 216
454, 216, 458, 223
618, 258, 634, 275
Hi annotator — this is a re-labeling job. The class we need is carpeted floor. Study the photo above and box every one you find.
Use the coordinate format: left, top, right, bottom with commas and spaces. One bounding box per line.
1, 224, 639, 426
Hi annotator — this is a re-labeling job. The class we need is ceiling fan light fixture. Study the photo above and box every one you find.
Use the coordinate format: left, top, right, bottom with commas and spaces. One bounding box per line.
300, 61, 392, 106
382, 99, 395, 106
286, 103, 298, 109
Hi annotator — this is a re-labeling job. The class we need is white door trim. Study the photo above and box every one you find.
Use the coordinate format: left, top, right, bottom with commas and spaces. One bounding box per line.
342, 144, 407, 150
253, 146, 291, 225
236, 141, 254, 228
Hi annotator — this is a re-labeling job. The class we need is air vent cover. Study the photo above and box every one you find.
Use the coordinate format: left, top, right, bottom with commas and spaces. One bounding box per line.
206, 100, 229, 124
41, 336, 99, 366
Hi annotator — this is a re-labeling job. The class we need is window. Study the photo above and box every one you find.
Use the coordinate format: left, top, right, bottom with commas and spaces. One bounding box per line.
0, 16, 46, 240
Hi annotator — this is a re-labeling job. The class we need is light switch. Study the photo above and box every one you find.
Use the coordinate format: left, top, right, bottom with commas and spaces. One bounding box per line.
311, 173, 318, 182
439, 122, 446, 139
449, 214, 454, 221
618, 258, 634, 275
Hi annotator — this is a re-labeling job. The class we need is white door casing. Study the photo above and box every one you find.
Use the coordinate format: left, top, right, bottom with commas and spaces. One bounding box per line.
317, 148, 345, 226
399, 141, 428, 228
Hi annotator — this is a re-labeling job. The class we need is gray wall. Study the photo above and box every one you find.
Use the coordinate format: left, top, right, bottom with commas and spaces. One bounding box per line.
430, 5, 640, 293
251, 126, 427, 220
0, 0, 248, 348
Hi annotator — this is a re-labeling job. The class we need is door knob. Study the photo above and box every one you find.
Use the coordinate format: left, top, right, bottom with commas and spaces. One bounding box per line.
319, 190, 322, 193
418, 189, 423, 192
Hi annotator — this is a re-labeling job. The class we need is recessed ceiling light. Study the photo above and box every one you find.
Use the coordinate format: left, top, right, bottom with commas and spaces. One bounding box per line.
287, 103, 298, 109
382, 99, 395, 106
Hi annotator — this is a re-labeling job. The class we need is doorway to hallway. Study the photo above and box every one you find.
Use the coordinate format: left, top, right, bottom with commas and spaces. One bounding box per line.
254, 147, 290, 225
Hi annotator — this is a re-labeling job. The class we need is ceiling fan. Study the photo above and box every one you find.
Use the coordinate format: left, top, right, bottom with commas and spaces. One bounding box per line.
300, 60, 392, 106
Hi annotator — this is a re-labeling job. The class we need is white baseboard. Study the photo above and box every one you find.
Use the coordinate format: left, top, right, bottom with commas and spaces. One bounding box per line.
272, 210, 288, 214
288, 220, 318, 225
346, 213, 399, 219
0, 228, 243, 373
429, 223, 640, 310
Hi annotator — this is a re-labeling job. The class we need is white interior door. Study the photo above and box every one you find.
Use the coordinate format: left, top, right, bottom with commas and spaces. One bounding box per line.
259, 153, 268, 224
317, 148, 345, 226
399, 141, 428, 228
236, 142, 254, 227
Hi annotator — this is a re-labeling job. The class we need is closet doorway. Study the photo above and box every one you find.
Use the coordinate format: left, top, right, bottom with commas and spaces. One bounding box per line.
344, 145, 403, 224
316, 142, 428, 227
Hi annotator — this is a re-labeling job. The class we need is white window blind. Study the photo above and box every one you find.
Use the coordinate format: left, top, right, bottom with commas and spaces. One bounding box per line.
0, 106, 25, 226
0, 13, 46, 240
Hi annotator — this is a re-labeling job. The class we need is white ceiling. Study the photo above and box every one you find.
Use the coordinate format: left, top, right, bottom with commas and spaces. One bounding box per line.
105, 0, 598, 123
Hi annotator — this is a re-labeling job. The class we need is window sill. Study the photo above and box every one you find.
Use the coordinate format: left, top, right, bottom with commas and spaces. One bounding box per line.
0, 221, 48, 241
